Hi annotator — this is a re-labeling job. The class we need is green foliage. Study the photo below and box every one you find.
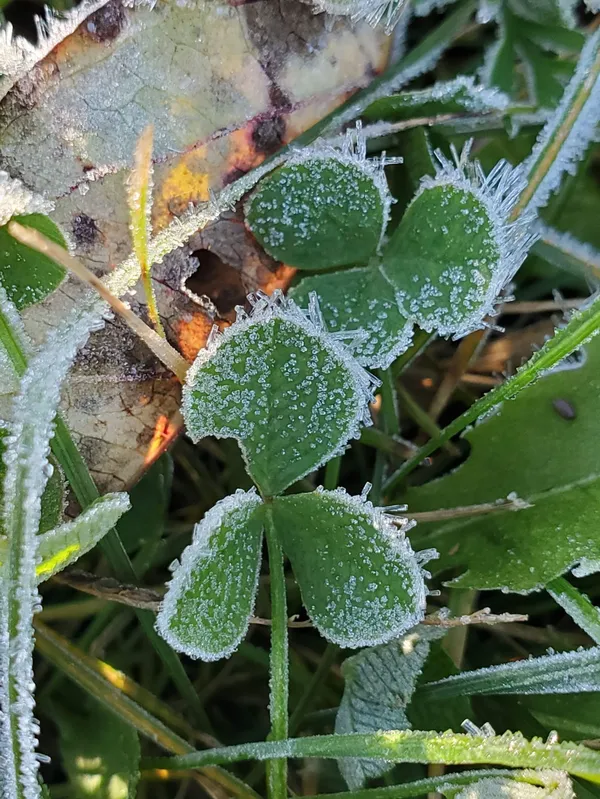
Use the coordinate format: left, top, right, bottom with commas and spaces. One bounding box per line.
156, 490, 264, 661
0, 214, 66, 309
289, 265, 413, 369
245, 149, 389, 271
181, 293, 376, 496
55, 699, 140, 799
270, 489, 430, 648
335, 625, 446, 788
405, 336, 600, 591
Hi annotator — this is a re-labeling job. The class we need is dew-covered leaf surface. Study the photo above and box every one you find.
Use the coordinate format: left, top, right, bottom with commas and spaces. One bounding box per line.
182, 294, 376, 497
335, 625, 446, 789
156, 490, 263, 661
0, 214, 66, 309
381, 151, 533, 339
270, 487, 429, 647
289, 264, 413, 369
32, 492, 131, 583
245, 151, 388, 271
403, 335, 600, 592
55, 697, 140, 799
0, 0, 388, 491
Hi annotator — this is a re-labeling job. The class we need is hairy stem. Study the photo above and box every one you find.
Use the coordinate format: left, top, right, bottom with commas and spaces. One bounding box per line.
264, 506, 289, 799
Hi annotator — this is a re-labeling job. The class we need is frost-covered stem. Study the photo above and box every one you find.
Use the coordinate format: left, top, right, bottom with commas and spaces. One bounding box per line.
142, 730, 600, 781
0, 294, 104, 799
263, 505, 289, 799
384, 293, 600, 494
511, 27, 600, 221
547, 577, 600, 645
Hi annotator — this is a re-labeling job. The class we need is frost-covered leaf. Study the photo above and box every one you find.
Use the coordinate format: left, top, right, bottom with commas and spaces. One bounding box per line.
518, 26, 600, 217
32, 493, 130, 583
362, 76, 510, 122
0, 288, 105, 799
156, 490, 263, 661
270, 487, 431, 647
382, 147, 535, 338
445, 770, 574, 798
245, 131, 393, 271
0, 214, 66, 310
334, 625, 445, 789
289, 265, 413, 369
0, 0, 388, 493
182, 292, 377, 497
55, 698, 140, 799
422, 645, 600, 699
404, 334, 600, 592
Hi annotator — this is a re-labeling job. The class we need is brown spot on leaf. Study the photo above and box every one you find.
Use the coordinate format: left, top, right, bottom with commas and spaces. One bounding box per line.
252, 114, 286, 155
72, 213, 101, 250
84, 0, 127, 44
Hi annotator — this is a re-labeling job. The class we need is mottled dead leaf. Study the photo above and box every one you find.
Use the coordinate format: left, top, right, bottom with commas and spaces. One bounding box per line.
0, 0, 389, 492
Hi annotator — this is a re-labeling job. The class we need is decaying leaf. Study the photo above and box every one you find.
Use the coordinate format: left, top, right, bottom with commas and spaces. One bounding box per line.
0, 0, 390, 491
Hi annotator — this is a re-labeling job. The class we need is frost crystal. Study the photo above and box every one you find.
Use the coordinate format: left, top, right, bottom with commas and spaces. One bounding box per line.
383, 144, 537, 338
520, 27, 600, 216
0, 290, 106, 799
0, 171, 53, 227
307, 0, 410, 32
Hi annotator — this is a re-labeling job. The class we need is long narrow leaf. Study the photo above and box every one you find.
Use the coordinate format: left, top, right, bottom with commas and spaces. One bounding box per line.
142, 730, 600, 783
0, 287, 105, 799
418, 646, 600, 700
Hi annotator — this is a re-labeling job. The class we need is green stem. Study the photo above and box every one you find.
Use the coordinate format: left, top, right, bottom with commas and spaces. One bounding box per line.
289, 644, 338, 736
384, 295, 600, 495
264, 506, 289, 799
141, 730, 600, 782
547, 577, 600, 645
396, 383, 459, 457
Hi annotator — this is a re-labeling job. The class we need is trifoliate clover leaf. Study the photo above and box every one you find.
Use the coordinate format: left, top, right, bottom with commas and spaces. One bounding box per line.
245, 128, 394, 271
181, 291, 378, 497
156, 490, 263, 661
289, 264, 413, 370
270, 487, 433, 647
381, 145, 536, 338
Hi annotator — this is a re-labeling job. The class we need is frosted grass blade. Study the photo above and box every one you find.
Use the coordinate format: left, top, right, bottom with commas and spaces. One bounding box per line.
0, 288, 105, 799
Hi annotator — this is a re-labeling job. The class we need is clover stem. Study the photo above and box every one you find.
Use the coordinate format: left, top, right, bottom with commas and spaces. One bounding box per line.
263, 505, 289, 799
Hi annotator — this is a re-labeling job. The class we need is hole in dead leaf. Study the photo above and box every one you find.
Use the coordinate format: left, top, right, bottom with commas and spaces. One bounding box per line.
186, 250, 247, 317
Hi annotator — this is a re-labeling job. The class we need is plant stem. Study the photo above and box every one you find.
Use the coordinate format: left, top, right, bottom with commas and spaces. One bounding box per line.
384, 294, 600, 494
547, 577, 600, 645
264, 506, 289, 799
141, 730, 600, 781
323, 457, 341, 491
396, 382, 460, 457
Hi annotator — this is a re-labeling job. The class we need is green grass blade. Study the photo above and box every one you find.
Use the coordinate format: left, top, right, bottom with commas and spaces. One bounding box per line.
142, 730, 600, 782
